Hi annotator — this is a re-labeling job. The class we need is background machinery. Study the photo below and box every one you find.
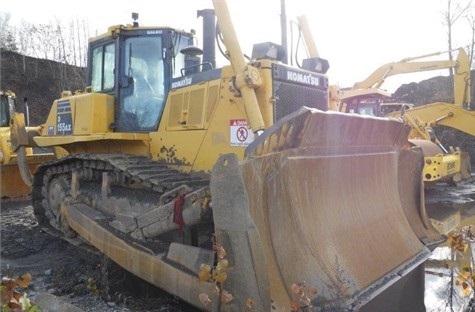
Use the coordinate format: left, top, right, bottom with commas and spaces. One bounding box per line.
339, 47, 471, 115
294, 17, 473, 184
0, 90, 52, 200
10, 1, 442, 311
338, 48, 472, 184
386, 101, 475, 183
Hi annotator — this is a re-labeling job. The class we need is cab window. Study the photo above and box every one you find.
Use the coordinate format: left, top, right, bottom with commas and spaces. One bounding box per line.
91, 43, 115, 91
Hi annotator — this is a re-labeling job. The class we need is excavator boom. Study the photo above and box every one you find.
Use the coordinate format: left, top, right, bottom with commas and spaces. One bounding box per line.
342, 47, 471, 112
352, 47, 471, 105
391, 102, 475, 137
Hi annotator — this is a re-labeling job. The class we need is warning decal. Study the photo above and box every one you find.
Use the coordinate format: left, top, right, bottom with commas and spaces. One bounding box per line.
230, 119, 254, 146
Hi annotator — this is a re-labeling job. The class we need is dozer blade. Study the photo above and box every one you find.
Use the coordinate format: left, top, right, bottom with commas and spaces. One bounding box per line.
0, 163, 37, 200
211, 108, 442, 311
1, 152, 54, 201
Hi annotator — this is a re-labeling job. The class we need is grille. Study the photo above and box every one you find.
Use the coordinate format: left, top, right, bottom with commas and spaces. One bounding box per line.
273, 81, 328, 122
272, 63, 328, 123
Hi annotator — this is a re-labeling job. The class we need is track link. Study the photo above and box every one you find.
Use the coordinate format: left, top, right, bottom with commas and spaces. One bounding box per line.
31, 154, 211, 242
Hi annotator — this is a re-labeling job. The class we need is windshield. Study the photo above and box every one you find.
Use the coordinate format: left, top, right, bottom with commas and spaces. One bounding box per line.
119, 35, 165, 131
357, 104, 377, 116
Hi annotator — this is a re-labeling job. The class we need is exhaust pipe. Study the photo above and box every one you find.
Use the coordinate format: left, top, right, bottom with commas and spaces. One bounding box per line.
197, 9, 216, 70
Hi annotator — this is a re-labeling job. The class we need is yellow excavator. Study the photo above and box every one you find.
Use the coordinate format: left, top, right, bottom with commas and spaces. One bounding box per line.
340, 47, 471, 113
0, 90, 53, 200
386, 101, 474, 183
10, 1, 442, 311
295, 17, 472, 184
336, 47, 472, 184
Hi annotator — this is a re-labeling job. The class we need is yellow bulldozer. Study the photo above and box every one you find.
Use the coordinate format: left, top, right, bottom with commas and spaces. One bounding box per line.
10, 1, 443, 311
0, 90, 53, 200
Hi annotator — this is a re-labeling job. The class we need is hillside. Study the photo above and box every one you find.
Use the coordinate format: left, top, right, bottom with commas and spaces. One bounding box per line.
391, 73, 474, 106
1, 49, 474, 164
0, 49, 86, 125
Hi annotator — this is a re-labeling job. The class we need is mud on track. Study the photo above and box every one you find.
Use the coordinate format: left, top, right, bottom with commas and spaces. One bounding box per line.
0, 199, 199, 312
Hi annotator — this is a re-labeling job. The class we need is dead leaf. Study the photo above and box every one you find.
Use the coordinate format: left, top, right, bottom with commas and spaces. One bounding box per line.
198, 293, 211, 306
16, 273, 32, 288
290, 300, 301, 311
199, 264, 212, 282
246, 298, 255, 309
1, 285, 12, 305
220, 289, 233, 304
213, 271, 227, 284
19, 293, 32, 310
216, 259, 228, 270
290, 283, 301, 295
307, 286, 318, 297
215, 245, 226, 260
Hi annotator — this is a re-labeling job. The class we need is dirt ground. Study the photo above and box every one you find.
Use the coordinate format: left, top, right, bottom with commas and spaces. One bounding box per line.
0, 199, 199, 312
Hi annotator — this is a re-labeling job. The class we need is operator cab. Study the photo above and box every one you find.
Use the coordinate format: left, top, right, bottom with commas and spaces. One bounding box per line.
345, 97, 382, 116
0, 91, 15, 127
86, 16, 194, 132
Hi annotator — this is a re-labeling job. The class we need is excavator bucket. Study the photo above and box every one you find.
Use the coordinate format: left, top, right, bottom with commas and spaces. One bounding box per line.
211, 107, 442, 311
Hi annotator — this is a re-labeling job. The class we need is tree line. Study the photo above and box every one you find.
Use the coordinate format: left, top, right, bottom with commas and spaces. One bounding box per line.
0, 13, 89, 68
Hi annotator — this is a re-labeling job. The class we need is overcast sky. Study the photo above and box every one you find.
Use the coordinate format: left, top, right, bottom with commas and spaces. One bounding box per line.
2, 0, 470, 92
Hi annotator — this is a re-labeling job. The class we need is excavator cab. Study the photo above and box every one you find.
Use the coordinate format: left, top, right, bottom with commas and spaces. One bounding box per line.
343, 93, 414, 117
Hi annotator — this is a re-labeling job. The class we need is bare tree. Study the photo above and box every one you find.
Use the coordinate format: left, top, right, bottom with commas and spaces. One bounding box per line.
0, 12, 17, 51
11, 17, 90, 66
443, 0, 472, 75
465, 5, 475, 67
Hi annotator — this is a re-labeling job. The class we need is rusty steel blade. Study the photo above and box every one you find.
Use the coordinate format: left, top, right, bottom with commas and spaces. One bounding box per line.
233, 108, 442, 310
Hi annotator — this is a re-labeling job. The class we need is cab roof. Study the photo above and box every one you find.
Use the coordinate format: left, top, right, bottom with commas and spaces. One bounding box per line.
88, 24, 193, 43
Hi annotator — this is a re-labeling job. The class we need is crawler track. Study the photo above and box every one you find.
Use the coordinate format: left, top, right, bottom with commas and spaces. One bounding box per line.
31, 154, 211, 240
